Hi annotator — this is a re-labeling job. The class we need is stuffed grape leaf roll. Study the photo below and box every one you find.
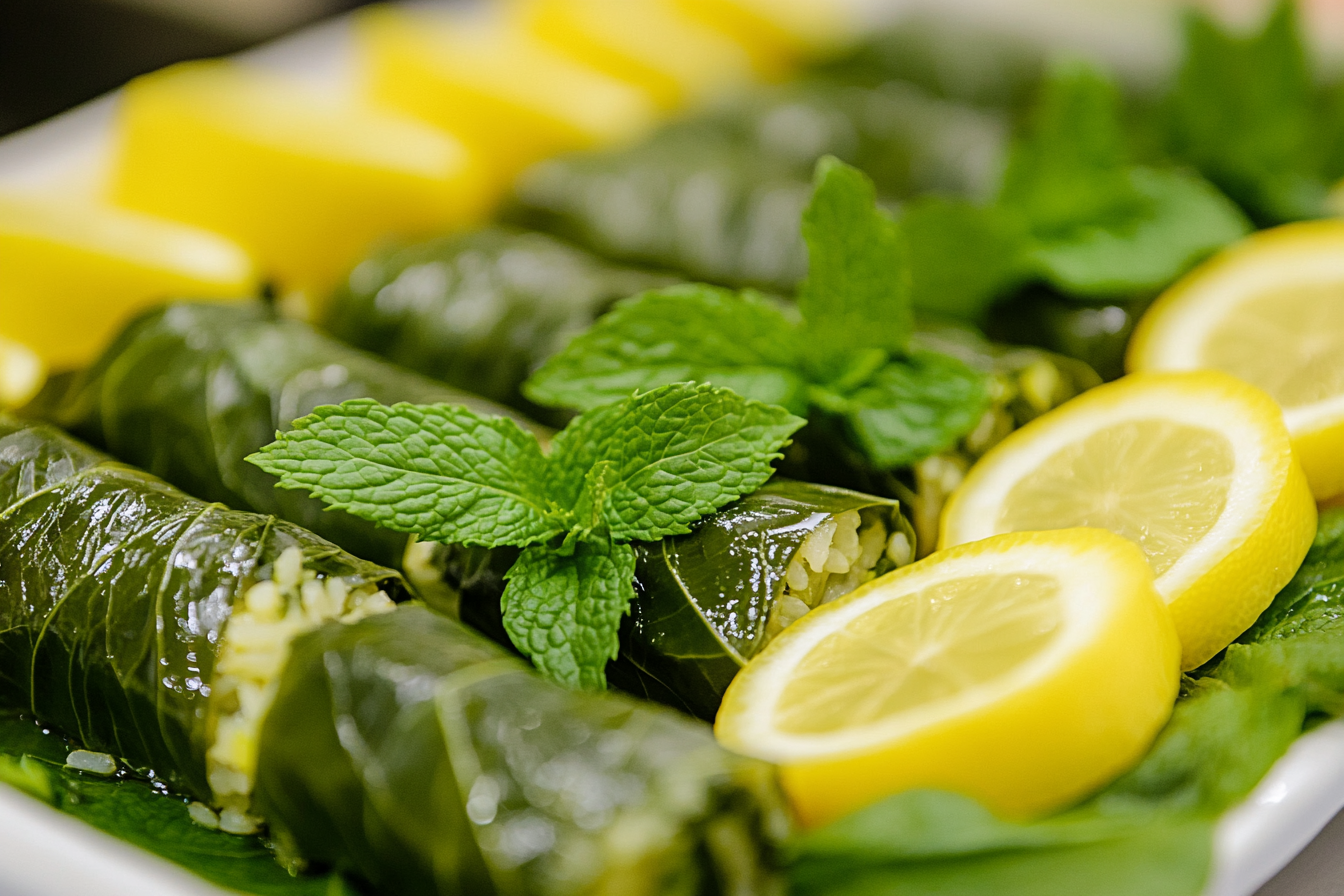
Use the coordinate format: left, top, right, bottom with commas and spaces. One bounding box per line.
507, 80, 1007, 291
41, 300, 539, 569
0, 415, 402, 824
0, 418, 787, 896
323, 226, 671, 424
40, 301, 918, 718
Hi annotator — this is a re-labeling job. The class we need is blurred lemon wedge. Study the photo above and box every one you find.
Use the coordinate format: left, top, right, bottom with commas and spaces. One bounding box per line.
941, 371, 1316, 669
715, 529, 1179, 827
1128, 220, 1344, 502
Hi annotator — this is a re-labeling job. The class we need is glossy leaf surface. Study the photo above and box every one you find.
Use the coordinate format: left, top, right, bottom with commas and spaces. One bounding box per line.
46, 301, 534, 568
254, 607, 786, 896
0, 417, 402, 799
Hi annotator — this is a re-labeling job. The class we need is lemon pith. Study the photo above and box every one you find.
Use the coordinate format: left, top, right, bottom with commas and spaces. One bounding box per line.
1128, 219, 1344, 500
715, 529, 1180, 827
941, 371, 1317, 669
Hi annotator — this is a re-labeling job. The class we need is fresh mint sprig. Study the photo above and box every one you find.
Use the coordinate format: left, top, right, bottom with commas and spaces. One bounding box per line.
903, 59, 1251, 321
525, 158, 993, 471
249, 383, 804, 690
1165, 0, 1344, 225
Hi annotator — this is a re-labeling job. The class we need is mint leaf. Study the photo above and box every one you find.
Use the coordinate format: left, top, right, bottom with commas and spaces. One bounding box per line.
549, 383, 806, 542
524, 284, 807, 414
994, 60, 1248, 299
570, 460, 619, 541
840, 351, 992, 469
501, 540, 636, 690
798, 157, 912, 375
1166, 0, 1327, 223
1029, 168, 1250, 299
999, 60, 1142, 236
1242, 508, 1344, 642
789, 790, 1212, 896
901, 196, 1030, 322
248, 399, 562, 547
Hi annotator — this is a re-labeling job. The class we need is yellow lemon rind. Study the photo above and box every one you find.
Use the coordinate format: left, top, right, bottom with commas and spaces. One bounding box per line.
715, 529, 1179, 828
1128, 219, 1344, 501
940, 371, 1316, 670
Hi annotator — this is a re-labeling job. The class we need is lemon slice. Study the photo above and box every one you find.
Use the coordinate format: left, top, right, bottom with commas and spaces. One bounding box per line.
1128, 221, 1344, 502
715, 529, 1178, 827
940, 371, 1316, 669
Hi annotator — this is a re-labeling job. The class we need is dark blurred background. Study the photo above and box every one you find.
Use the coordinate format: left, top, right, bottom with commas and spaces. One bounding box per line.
0, 0, 375, 137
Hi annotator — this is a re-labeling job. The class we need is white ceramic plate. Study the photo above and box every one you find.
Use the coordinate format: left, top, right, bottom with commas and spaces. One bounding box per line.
2, 2, 1341, 894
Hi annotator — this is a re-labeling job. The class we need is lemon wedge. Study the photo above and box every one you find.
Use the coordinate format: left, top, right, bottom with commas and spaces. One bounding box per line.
356, 8, 656, 188
671, 0, 855, 77
516, 0, 754, 110
0, 193, 257, 371
941, 371, 1316, 669
1128, 220, 1344, 501
110, 60, 486, 309
715, 529, 1178, 827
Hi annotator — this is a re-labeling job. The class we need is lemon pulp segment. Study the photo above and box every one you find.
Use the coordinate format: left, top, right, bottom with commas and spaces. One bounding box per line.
517, 0, 755, 110
357, 8, 656, 187
110, 60, 487, 306
671, 0, 854, 77
0, 193, 256, 371
941, 371, 1316, 669
776, 573, 1062, 736
716, 529, 1179, 827
999, 420, 1236, 576
1128, 220, 1344, 500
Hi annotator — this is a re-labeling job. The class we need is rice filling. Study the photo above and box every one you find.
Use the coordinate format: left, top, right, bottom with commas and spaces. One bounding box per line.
204, 546, 395, 833
766, 508, 911, 640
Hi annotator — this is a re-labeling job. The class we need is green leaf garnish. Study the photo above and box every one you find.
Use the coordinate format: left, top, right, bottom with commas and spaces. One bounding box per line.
902, 196, 1030, 322
1028, 168, 1249, 298
503, 540, 637, 691
1001, 61, 1250, 299
841, 351, 994, 469
552, 382, 805, 542
798, 157, 912, 376
999, 60, 1142, 235
524, 283, 807, 415
1165, 0, 1336, 224
250, 399, 562, 548
527, 157, 993, 474
900, 60, 1251, 317
250, 383, 803, 689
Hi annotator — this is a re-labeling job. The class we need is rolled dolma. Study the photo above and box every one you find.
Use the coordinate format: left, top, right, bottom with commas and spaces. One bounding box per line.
257, 607, 786, 896
0, 418, 786, 895
507, 79, 1006, 291
0, 416, 402, 829
44, 301, 918, 719
323, 226, 671, 423
42, 300, 537, 570
444, 480, 916, 721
